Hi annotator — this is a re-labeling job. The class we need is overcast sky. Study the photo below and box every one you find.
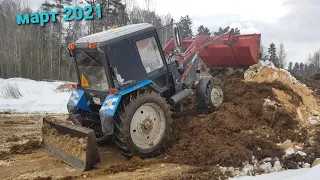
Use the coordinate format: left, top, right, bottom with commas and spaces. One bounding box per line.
27, 0, 320, 64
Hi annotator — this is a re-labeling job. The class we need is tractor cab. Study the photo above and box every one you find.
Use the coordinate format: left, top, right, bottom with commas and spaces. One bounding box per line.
68, 23, 170, 97
67, 23, 178, 139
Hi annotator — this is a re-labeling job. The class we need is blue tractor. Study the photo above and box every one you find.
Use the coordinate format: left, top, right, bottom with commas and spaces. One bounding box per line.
41, 23, 224, 170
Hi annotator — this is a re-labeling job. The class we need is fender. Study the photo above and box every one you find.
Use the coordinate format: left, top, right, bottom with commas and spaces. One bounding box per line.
67, 88, 90, 112
99, 79, 152, 135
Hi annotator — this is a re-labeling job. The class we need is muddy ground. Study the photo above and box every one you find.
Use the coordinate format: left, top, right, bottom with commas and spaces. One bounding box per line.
0, 115, 193, 180
1, 71, 320, 180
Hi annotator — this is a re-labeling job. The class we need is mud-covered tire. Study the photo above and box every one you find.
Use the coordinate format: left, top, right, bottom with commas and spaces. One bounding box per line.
113, 90, 172, 157
196, 77, 224, 114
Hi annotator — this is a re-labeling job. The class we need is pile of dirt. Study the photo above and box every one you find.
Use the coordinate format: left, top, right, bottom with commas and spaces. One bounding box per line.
311, 73, 320, 81
0, 151, 8, 160
33, 176, 74, 180
305, 125, 320, 159
103, 157, 161, 174
9, 139, 41, 154
166, 65, 317, 170
244, 61, 320, 124
6, 135, 20, 142
55, 84, 73, 92
295, 75, 320, 100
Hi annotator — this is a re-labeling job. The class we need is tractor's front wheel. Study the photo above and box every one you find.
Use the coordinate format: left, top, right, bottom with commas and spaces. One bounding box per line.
113, 91, 172, 157
196, 77, 224, 114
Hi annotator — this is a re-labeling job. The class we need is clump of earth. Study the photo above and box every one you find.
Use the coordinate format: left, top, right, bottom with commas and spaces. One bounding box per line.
165, 61, 320, 177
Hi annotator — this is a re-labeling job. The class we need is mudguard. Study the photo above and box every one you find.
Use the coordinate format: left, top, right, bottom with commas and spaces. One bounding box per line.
67, 88, 90, 112
99, 79, 152, 135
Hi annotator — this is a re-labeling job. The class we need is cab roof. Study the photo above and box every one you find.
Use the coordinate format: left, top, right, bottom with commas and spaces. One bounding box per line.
75, 23, 155, 48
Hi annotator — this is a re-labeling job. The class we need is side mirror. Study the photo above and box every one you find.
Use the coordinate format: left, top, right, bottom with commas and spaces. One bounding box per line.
173, 23, 182, 47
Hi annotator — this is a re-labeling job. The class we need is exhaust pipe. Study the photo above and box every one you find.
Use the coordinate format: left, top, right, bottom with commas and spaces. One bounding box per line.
169, 89, 192, 105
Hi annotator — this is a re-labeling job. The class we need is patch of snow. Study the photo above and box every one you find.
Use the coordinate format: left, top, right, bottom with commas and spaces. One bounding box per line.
284, 148, 295, 157
308, 116, 319, 125
223, 157, 283, 178
242, 163, 255, 176
231, 150, 316, 180
259, 162, 273, 173
295, 145, 302, 150
232, 164, 320, 180
0, 78, 72, 114
303, 163, 311, 168
259, 60, 277, 70
273, 161, 283, 172
262, 158, 272, 162
297, 151, 307, 157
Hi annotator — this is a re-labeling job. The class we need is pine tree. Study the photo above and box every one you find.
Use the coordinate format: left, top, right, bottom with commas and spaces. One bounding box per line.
288, 62, 293, 72
309, 63, 316, 76
277, 43, 287, 69
259, 44, 269, 61
268, 43, 279, 67
213, 26, 240, 36
178, 15, 193, 38
293, 62, 299, 75
299, 63, 305, 76
85, 0, 129, 33
197, 25, 211, 36
304, 63, 309, 77
313, 51, 320, 68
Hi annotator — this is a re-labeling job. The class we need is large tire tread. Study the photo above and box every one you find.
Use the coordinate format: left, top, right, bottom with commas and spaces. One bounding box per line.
113, 89, 172, 158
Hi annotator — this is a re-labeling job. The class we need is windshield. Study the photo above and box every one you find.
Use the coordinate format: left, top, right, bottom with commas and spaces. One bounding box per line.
75, 50, 109, 91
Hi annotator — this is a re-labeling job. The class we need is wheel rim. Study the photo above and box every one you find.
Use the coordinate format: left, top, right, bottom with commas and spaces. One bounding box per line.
130, 103, 166, 150
210, 85, 223, 107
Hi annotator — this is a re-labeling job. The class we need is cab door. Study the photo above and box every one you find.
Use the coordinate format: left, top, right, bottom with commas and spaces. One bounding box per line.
133, 31, 169, 93
106, 40, 148, 89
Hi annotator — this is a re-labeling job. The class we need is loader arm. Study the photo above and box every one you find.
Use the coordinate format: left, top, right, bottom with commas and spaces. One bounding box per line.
163, 29, 238, 84
163, 28, 261, 83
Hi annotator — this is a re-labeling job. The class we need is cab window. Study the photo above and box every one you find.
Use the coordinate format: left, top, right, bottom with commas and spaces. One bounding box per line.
136, 36, 164, 73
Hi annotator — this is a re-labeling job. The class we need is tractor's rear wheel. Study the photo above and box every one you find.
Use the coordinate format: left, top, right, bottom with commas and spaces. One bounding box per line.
113, 90, 172, 157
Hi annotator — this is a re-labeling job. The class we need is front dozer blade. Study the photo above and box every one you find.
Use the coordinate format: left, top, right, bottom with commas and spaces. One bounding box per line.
41, 117, 100, 171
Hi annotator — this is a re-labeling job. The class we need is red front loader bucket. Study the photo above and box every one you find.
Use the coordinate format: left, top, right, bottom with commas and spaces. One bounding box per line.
199, 34, 261, 68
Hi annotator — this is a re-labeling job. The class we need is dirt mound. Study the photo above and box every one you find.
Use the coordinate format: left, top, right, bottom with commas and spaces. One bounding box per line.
55, 84, 73, 92
311, 73, 320, 81
9, 139, 41, 154
295, 75, 320, 100
33, 176, 74, 180
103, 157, 161, 174
167, 68, 309, 168
0, 151, 8, 160
6, 135, 20, 142
245, 61, 320, 124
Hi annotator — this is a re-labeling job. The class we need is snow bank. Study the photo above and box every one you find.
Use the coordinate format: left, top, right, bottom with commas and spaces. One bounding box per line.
0, 78, 72, 114
232, 164, 320, 180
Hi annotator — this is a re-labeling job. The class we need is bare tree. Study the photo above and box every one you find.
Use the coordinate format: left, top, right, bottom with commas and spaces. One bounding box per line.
277, 43, 287, 68
0, 0, 171, 82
